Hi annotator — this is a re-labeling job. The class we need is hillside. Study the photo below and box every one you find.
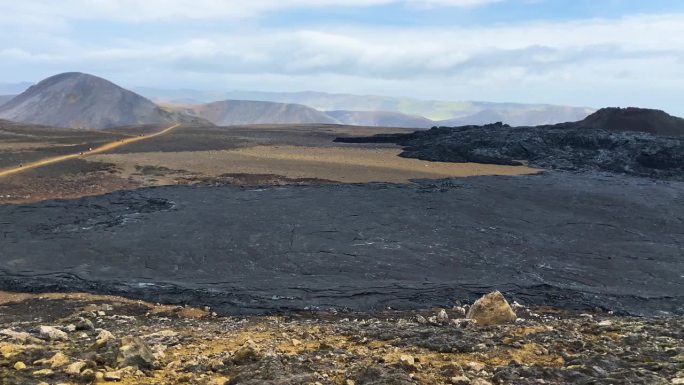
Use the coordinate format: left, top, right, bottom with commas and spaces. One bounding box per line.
440, 105, 596, 127
190, 100, 339, 126
326, 110, 434, 129
0, 73, 202, 129
0, 95, 14, 107
138, 87, 594, 126
571, 107, 684, 137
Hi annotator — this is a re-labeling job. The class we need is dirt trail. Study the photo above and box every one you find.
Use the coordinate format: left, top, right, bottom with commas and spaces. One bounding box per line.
0, 123, 180, 178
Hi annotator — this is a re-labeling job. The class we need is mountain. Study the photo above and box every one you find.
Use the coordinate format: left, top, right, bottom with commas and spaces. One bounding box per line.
570, 107, 684, 137
326, 110, 434, 129
0, 73, 203, 129
439, 106, 596, 127
189, 100, 339, 126
137, 87, 595, 126
0, 95, 15, 107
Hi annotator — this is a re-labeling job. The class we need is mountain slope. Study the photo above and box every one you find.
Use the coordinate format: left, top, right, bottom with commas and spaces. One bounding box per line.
191, 100, 339, 126
326, 110, 434, 129
439, 106, 596, 127
0, 73, 201, 129
138, 87, 595, 126
0, 95, 15, 107
570, 107, 684, 137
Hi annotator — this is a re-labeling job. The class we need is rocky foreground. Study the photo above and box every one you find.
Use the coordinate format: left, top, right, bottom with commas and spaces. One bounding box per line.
0, 292, 682, 385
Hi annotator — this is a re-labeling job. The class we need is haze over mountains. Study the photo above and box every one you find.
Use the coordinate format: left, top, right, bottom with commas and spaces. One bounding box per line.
189, 100, 338, 126
5, 72, 678, 132
141, 87, 596, 127
326, 110, 434, 129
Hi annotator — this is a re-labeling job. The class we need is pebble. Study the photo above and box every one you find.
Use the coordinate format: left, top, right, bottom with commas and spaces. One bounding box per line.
472, 379, 493, 385
75, 317, 95, 331
437, 309, 450, 323
104, 371, 122, 381
65, 361, 88, 375
451, 375, 471, 384
35, 351, 70, 368
399, 354, 419, 371
466, 361, 485, 372
452, 306, 467, 316
93, 329, 114, 348
33, 368, 54, 376
13, 361, 26, 370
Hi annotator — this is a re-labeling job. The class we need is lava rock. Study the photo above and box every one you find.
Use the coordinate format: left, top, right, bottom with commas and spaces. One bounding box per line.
116, 336, 156, 370
37, 326, 68, 341
466, 291, 517, 326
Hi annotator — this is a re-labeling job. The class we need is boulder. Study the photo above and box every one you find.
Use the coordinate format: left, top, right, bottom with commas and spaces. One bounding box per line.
38, 325, 68, 341
65, 361, 88, 375
1, 329, 42, 344
466, 291, 517, 326
92, 329, 114, 349
230, 341, 262, 365
116, 336, 155, 370
35, 352, 69, 368
436, 309, 449, 323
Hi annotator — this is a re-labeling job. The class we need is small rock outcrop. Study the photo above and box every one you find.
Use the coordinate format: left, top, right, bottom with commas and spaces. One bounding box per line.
37, 325, 68, 341
116, 336, 156, 370
466, 291, 517, 326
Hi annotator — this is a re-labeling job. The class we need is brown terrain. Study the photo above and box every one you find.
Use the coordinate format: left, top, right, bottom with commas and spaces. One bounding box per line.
1, 292, 682, 385
0, 122, 537, 204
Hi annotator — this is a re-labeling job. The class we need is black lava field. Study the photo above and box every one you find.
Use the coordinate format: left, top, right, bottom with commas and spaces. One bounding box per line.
1, 171, 682, 316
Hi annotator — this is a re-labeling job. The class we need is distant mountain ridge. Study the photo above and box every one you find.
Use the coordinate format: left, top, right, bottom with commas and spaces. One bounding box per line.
11, 74, 677, 132
190, 100, 338, 126
138, 87, 595, 127
0, 82, 32, 95
0, 73, 204, 129
326, 110, 434, 129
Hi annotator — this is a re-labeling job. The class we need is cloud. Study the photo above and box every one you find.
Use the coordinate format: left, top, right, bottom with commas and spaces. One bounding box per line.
0, 2, 682, 113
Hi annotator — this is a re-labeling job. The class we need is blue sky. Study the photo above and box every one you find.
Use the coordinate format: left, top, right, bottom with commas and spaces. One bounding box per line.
0, 0, 683, 114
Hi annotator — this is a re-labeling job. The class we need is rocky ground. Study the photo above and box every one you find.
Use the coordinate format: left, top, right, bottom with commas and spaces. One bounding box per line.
0, 292, 682, 385
335, 109, 684, 181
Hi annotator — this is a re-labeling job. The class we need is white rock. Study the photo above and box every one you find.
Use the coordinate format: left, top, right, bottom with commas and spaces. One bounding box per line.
437, 309, 449, 323
38, 326, 68, 341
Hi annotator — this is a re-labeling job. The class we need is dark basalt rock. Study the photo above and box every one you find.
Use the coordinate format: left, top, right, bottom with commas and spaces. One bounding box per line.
336, 108, 684, 180
0, 172, 682, 316
336, 121, 683, 180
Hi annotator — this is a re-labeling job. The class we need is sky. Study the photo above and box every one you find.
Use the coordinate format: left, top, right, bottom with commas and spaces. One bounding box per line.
0, 0, 683, 114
